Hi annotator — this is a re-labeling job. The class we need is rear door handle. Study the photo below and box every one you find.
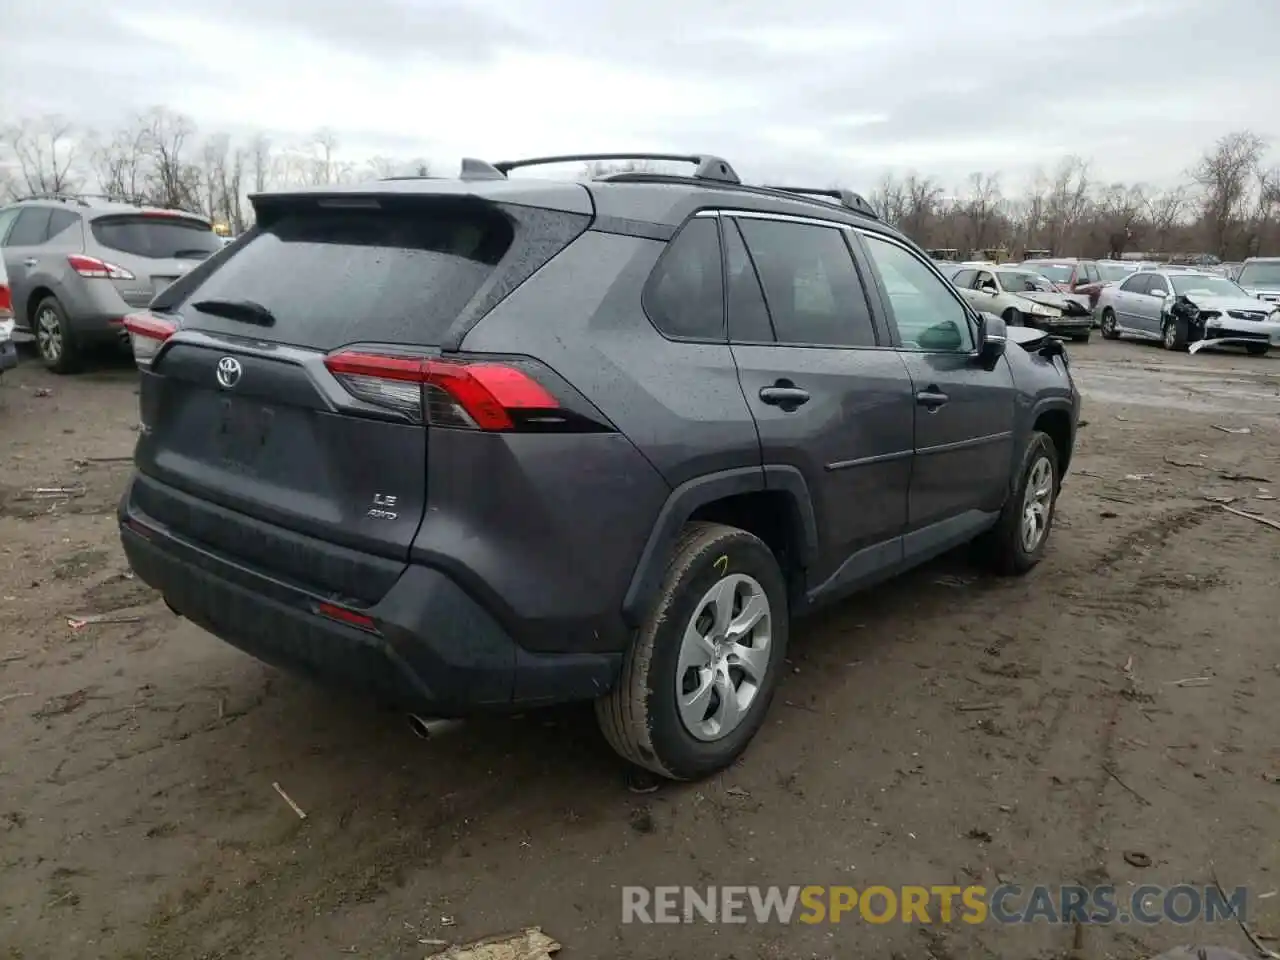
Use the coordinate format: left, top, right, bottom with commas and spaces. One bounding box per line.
759, 385, 810, 408
916, 388, 949, 409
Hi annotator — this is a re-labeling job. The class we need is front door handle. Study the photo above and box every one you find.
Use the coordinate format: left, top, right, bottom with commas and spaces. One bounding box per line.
916, 388, 949, 409
759, 384, 810, 408
23, 258, 38, 268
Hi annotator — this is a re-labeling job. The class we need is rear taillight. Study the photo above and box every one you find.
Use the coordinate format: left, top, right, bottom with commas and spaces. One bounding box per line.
68, 254, 135, 280
323, 351, 560, 431
0, 283, 11, 318
123, 312, 177, 368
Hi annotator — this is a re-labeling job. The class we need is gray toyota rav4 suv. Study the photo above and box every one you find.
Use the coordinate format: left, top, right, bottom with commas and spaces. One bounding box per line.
117, 153, 1080, 780
0, 195, 222, 372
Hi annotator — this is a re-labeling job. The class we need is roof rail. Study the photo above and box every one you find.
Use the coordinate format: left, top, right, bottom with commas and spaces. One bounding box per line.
593, 172, 881, 222
13, 193, 91, 207
763, 185, 879, 219
493, 153, 740, 184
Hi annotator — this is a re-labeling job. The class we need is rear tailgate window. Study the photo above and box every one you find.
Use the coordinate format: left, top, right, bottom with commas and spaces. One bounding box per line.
92, 215, 222, 260
175, 200, 514, 350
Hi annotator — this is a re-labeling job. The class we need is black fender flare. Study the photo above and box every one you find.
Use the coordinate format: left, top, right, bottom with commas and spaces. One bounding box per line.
621, 465, 818, 627
1025, 396, 1077, 479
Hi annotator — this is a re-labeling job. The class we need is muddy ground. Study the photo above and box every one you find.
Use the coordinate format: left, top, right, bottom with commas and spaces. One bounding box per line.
1, 340, 1278, 960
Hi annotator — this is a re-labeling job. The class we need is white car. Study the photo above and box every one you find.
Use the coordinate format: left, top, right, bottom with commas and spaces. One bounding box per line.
1096, 269, 1280, 355
0, 254, 17, 376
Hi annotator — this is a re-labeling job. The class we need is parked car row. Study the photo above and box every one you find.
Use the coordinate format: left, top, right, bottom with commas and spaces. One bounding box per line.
0, 194, 223, 373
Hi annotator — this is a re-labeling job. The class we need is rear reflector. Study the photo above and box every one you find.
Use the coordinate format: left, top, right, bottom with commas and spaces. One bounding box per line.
323, 351, 559, 430
315, 601, 379, 633
68, 253, 135, 280
123, 312, 177, 368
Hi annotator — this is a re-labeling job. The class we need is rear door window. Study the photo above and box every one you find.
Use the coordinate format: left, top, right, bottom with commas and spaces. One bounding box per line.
644, 217, 724, 340
735, 218, 877, 347
5, 208, 52, 247
1120, 274, 1150, 294
91, 215, 223, 260
178, 200, 514, 350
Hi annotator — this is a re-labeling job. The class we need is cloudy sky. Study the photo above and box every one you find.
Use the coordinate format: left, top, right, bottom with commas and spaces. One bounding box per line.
3, 0, 1278, 190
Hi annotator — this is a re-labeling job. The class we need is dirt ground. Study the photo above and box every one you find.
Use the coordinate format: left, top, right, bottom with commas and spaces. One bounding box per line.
1, 339, 1278, 960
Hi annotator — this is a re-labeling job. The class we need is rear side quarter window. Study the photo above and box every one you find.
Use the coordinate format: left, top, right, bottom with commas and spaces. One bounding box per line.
643, 217, 724, 341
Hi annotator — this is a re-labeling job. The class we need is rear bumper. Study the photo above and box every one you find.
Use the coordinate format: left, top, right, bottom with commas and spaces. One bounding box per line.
118, 491, 620, 715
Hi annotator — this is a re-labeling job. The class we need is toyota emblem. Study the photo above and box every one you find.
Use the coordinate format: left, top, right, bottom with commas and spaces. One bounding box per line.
216, 356, 243, 389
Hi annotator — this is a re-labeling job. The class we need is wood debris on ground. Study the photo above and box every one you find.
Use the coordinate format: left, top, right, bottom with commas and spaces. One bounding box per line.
425, 927, 560, 960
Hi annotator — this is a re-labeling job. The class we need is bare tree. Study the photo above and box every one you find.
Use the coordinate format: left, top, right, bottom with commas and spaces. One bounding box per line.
1145, 186, 1190, 252
959, 172, 1003, 253
310, 128, 340, 185
1095, 182, 1147, 257
899, 173, 944, 242
248, 133, 272, 193
138, 107, 201, 210
4, 116, 83, 195
1044, 156, 1091, 254
89, 119, 151, 202
1190, 130, 1266, 258
869, 171, 907, 225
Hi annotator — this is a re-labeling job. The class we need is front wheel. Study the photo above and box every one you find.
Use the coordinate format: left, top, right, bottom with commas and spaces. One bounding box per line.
1100, 309, 1119, 340
1245, 343, 1269, 356
978, 431, 1060, 575
1162, 316, 1188, 351
1003, 308, 1025, 328
1072, 330, 1091, 344
597, 522, 789, 780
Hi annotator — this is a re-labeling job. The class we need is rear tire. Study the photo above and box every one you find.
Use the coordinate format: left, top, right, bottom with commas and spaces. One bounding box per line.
33, 296, 82, 374
979, 431, 1060, 576
596, 522, 789, 781
1245, 344, 1269, 356
1100, 308, 1119, 340
1162, 316, 1188, 351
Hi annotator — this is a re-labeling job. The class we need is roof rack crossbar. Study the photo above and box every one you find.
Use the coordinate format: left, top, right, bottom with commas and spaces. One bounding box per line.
763, 185, 879, 219
493, 153, 740, 184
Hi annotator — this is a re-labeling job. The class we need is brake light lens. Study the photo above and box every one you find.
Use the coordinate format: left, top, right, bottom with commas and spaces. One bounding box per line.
323, 351, 559, 430
0, 281, 11, 318
68, 254, 135, 280
123, 312, 177, 368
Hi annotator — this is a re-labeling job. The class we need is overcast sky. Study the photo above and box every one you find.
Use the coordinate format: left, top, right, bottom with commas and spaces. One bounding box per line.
3, 0, 1277, 190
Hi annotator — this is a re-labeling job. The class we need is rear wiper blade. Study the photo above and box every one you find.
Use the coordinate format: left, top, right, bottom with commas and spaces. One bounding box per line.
172, 248, 214, 258
191, 298, 276, 326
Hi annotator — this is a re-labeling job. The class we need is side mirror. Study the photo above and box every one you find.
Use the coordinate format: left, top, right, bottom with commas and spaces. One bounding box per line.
1150, 287, 1167, 297
979, 282, 998, 294
976, 312, 1007, 369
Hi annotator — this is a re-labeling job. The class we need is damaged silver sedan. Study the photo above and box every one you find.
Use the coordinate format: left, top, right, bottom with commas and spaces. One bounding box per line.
1096, 269, 1280, 356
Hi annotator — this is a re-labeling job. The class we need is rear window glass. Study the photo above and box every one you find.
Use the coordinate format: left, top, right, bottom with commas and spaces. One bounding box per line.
92, 215, 222, 260
179, 201, 513, 349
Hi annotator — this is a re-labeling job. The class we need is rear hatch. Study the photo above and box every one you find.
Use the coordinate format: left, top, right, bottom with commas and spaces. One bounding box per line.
129, 189, 589, 603
89, 212, 223, 307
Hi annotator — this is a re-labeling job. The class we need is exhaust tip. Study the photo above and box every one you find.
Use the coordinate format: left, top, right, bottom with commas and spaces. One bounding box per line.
408, 714, 463, 740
